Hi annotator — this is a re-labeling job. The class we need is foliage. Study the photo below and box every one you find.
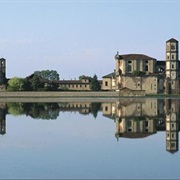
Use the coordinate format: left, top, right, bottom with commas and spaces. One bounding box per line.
34, 70, 60, 81
58, 86, 69, 91
7, 77, 27, 91
7, 102, 60, 120
7, 103, 25, 116
79, 75, 91, 80
31, 74, 44, 91
89, 74, 101, 91
90, 102, 101, 118
43, 81, 59, 91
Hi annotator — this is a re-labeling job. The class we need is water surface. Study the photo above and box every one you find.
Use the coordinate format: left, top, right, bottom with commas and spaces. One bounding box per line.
0, 98, 179, 179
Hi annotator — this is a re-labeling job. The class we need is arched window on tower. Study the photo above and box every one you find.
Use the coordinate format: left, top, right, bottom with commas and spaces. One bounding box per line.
127, 65, 132, 72
127, 60, 132, 73
145, 65, 148, 71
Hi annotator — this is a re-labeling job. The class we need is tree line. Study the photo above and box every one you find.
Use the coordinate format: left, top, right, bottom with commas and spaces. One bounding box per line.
7, 70, 101, 91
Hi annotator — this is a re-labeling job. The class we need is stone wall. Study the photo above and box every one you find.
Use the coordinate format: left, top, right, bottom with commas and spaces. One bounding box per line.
0, 91, 120, 98
119, 87, 146, 96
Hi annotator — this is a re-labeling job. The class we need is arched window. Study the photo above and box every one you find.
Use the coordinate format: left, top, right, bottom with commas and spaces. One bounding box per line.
145, 65, 148, 71
127, 65, 131, 72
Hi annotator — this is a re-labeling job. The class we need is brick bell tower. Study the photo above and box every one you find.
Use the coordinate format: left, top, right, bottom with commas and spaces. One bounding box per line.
165, 38, 179, 94
0, 58, 6, 90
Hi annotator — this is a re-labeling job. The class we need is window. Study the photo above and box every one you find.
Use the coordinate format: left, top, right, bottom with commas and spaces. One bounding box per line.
172, 64, 174, 69
127, 65, 132, 72
105, 106, 108, 111
171, 44, 175, 50
105, 81, 108, 86
171, 142, 176, 148
172, 55, 174, 59
145, 65, 148, 71
128, 120, 132, 127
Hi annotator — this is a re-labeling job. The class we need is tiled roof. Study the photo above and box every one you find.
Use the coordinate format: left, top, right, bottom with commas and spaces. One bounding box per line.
119, 54, 156, 60
119, 132, 155, 139
102, 72, 115, 78
54, 80, 88, 84
166, 38, 178, 42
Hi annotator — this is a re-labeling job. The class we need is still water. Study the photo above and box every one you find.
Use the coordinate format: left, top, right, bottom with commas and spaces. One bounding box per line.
0, 98, 179, 179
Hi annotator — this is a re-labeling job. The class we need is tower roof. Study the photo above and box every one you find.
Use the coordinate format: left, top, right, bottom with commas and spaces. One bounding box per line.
166, 38, 178, 43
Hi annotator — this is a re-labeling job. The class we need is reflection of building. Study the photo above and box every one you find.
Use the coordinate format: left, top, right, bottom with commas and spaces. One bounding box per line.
102, 98, 180, 153
0, 103, 6, 135
102, 38, 180, 95
165, 99, 179, 153
58, 102, 92, 115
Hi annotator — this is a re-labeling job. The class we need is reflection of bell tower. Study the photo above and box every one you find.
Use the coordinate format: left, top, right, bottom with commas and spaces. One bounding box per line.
165, 99, 179, 153
0, 107, 6, 135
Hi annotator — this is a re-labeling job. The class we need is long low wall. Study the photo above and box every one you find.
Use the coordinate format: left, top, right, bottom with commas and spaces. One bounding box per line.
0, 91, 119, 97
0, 91, 147, 103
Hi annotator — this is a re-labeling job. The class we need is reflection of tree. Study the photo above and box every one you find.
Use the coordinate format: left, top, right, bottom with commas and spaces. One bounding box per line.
7, 103, 25, 116
90, 102, 101, 118
7, 103, 59, 120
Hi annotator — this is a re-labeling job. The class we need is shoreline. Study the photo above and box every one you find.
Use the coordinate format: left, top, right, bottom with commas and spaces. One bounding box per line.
0, 91, 179, 102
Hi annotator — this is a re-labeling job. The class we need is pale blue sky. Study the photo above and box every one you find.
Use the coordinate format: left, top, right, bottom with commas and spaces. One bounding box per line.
0, 0, 180, 79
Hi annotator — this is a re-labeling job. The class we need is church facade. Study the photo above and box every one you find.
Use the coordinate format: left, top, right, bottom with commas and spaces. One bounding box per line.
102, 38, 180, 94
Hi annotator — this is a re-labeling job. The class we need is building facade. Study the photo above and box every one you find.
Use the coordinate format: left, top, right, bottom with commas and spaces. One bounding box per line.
102, 38, 180, 95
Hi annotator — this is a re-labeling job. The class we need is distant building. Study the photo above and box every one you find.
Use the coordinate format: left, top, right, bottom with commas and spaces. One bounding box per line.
102, 38, 180, 94
26, 74, 102, 91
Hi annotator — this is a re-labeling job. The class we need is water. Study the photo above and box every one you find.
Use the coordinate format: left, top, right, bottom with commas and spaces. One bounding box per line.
0, 98, 179, 179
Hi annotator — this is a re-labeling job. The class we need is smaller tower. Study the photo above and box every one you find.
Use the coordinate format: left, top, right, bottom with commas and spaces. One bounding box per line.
166, 38, 179, 80
0, 58, 6, 84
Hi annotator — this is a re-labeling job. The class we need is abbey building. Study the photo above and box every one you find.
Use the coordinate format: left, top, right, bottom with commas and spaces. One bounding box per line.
102, 38, 180, 94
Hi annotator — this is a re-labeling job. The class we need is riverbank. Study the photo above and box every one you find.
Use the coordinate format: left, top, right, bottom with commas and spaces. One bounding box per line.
0, 91, 145, 102
0, 91, 120, 98
0, 91, 179, 103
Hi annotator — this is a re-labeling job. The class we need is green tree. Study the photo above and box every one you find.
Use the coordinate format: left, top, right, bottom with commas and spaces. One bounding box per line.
34, 70, 60, 81
31, 74, 44, 91
7, 103, 26, 116
90, 102, 101, 118
7, 77, 26, 91
90, 74, 101, 91
79, 75, 91, 80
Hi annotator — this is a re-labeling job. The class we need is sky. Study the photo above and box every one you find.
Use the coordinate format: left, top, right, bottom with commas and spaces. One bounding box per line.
0, 0, 180, 80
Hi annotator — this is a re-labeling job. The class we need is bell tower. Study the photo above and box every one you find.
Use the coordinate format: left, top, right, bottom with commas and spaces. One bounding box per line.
0, 58, 6, 84
166, 38, 179, 79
